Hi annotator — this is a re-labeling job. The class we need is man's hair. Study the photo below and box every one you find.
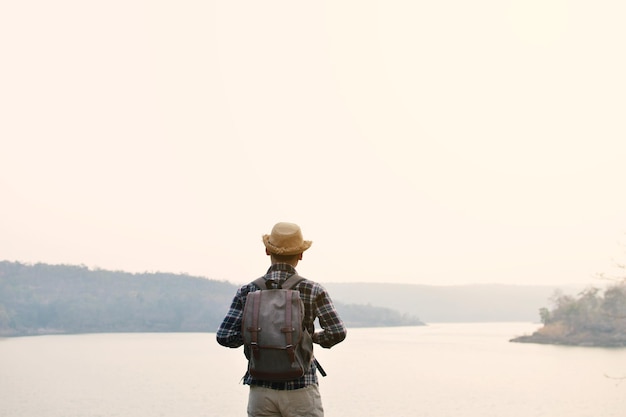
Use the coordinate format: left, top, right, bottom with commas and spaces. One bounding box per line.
270, 252, 301, 263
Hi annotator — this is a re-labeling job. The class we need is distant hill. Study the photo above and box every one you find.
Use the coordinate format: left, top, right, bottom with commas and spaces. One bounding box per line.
1, 260, 588, 337
323, 282, 585, 323
0, 261, 422, 337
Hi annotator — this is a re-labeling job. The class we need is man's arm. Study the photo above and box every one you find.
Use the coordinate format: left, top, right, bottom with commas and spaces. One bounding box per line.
216, 288, 246, 348
313, 290, 347, 348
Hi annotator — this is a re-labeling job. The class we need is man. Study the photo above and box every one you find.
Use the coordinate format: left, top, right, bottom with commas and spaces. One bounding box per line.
217, 222, 347, 417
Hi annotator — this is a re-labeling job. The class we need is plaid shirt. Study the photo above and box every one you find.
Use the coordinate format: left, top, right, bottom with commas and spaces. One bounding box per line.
216, 263, 347, 390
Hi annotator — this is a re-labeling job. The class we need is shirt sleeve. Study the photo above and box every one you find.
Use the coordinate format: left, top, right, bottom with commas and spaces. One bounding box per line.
216, 287, 246, 348
313, 290, 347, 348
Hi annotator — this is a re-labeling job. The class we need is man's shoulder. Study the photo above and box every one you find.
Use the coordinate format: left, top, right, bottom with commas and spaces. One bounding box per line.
237, 281, 261, 296
294, 276, 326, 295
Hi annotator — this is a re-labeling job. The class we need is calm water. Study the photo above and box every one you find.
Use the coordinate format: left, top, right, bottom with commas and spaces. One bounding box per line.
1, 323, 624, 417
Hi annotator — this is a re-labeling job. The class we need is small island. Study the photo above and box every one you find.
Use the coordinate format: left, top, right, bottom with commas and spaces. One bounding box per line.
511, 280, 626, 347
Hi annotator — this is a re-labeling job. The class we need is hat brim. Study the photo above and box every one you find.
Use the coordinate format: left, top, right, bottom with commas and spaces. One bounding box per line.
262, 234, 312, 255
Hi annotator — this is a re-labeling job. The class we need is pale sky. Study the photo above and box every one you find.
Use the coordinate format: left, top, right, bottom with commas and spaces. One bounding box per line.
2, 1, 626, 286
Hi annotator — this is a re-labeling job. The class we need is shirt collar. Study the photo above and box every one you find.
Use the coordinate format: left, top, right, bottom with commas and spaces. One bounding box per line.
263, 263, 298, 289
266, 263, 297, 275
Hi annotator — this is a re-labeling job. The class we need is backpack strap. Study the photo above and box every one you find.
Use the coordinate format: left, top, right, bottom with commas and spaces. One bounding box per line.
251, 274, 304, 290
281, 274, 304, 290
246, 291, 262, 359
283, 290, 295, 363
279, 274, 304, 364
252, 277, 267, 289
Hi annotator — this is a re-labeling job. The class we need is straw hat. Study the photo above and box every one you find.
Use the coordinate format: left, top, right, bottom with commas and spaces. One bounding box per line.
262, 222, 312, 255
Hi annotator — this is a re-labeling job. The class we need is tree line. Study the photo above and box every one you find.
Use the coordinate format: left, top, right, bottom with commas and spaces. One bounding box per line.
512, 279, 626, 347
0, 261, 422, 337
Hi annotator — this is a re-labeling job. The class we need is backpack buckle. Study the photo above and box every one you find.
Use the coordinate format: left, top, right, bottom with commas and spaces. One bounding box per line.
250, 341, 260, 359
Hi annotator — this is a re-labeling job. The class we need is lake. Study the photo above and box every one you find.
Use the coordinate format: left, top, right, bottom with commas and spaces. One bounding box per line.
1, 323, 624, 416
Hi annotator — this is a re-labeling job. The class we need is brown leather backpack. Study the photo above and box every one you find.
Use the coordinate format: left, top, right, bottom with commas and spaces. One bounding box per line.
242, 274, 314, 381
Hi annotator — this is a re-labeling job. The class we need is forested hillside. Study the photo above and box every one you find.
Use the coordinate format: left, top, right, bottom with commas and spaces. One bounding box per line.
0, 261, 422, 337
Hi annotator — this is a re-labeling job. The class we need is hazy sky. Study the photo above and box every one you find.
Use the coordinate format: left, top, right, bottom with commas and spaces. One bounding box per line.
2, 1, 626, 286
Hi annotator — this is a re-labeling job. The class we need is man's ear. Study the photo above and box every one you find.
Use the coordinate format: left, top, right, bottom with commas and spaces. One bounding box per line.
266, 248, 271, 256
298, 253, 303, 260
